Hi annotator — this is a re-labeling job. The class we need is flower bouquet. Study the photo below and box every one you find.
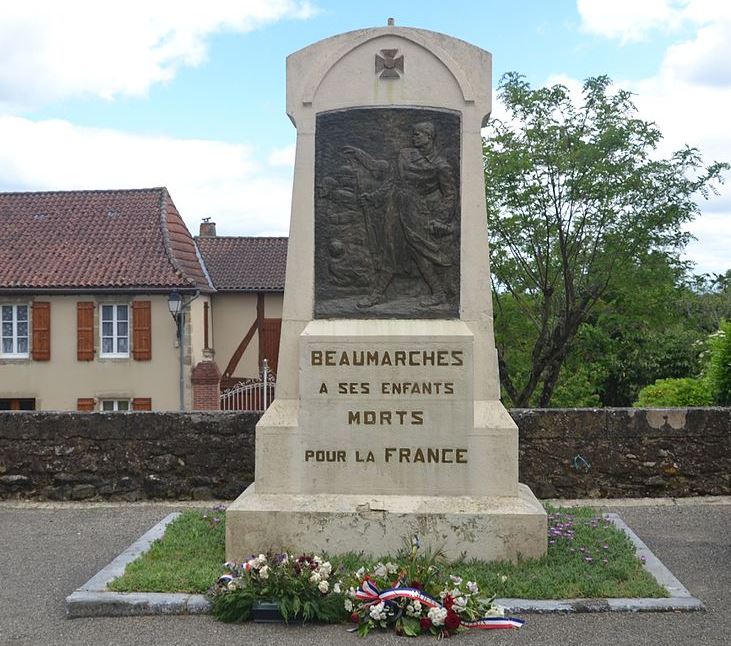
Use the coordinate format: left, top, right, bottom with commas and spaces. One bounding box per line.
343, 538, 524, 638
210, 553, 345, 624
210, 538, 525, 637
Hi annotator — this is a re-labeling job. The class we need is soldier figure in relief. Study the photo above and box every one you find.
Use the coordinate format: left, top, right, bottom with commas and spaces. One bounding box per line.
354, 121, 456, 308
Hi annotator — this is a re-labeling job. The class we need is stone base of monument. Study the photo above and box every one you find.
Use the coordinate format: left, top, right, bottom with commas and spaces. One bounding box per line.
226, 484, 546, 562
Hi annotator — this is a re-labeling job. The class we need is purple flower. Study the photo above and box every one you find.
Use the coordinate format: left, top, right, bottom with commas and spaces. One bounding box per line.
585, 557, 593, 563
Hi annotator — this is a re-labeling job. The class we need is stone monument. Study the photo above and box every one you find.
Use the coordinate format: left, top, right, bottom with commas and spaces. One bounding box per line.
227, 23, 547, 561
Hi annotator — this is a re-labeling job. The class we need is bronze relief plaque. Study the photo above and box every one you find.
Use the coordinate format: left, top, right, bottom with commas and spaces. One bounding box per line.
314, 107, 461, 319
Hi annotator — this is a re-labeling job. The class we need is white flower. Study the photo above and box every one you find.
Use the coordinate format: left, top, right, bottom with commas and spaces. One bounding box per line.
373, 563, 387, 578
333, 582, 341, 594
450, 587, 462, 598
453, 596, 468, 613
259, 565, 269, 580
309, 572, 321, 583
355, 567, 365, 579
344, 599, 353, 612
484, 604, 506, 618
318, 580, 330, 594
500, 574, 508, 583
369, 601, 388, 621
406, 600, 422, 617
449, 575, 463, 585
427, 606, 448, 626
318, 561, 332, 579
250, 554, 267, 570
385, 562, 398, 574
226, 582, 237, 591
466, 581, 479, 595
348, 586, 357, 599
439, 590, 448, 599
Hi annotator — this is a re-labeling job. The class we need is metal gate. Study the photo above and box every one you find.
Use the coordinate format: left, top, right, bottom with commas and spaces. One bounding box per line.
219, 359, 275, 411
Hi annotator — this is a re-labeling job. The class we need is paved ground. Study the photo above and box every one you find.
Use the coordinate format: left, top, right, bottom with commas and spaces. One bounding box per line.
0, 498, 728, 646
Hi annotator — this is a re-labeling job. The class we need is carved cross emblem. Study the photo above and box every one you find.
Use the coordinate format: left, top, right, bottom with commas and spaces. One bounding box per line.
375, 49, 404, 79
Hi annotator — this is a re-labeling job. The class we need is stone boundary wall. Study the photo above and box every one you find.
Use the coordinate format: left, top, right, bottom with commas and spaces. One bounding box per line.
513, 408, 729, 498
0, 408, 728, 501
0, 412, 257, 501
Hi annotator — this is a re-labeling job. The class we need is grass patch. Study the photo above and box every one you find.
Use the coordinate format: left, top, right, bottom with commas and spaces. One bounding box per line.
109, 505, 667, 599
108, 509, 225, 593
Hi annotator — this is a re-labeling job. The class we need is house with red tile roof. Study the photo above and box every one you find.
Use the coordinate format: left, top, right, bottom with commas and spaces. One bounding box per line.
0, 188, 217, 411
195, 227, 287, 390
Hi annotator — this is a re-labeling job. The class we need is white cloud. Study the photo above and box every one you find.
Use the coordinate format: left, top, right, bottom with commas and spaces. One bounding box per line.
0, 0, 317, 109
0, 116, 293, 236
662, 20, 731, 87
572, 1, 731, 273
268, 144, 296, 167
576, 0, 688, 43
683, 213, 731, 276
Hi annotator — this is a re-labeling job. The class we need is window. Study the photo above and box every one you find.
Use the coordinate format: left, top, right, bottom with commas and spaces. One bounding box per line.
100, 304, 129, 357
101, 399, 130, 411
1, 304, 29, 357
0, 398, 36, 411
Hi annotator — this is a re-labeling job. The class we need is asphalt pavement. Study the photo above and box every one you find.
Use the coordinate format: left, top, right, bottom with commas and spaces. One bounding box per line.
0, 498, 729, 646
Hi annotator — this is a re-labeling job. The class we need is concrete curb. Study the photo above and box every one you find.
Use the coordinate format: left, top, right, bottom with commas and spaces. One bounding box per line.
65, 511, 704, 618
65, 512, 213, 618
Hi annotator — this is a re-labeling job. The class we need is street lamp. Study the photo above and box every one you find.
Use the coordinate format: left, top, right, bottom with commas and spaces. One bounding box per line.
168, 289, 199, 411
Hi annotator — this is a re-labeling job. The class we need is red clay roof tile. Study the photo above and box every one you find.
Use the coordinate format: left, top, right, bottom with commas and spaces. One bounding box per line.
0, 188, 212, 292
195, 236, 287, 291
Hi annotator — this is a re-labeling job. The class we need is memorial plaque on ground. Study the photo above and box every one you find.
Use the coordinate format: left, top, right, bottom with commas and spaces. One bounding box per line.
227, 23, 547, 561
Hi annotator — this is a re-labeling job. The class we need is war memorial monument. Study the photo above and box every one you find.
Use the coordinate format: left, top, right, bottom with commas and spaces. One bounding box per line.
227, 23, 547, 561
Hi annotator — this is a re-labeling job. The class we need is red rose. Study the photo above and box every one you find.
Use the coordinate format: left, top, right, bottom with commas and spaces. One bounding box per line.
411, 580, 423, 590
420, 617, 432, 630
350, 612, 360, 624
443, 595, 455, 610
445, 610, 461, 631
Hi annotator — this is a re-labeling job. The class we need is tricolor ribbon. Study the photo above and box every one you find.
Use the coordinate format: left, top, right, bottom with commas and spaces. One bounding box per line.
217, 558, 257, 585
353, 579, 525, 630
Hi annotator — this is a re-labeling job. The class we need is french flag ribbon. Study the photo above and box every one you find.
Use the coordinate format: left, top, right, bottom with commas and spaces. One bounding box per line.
463, 617, 526, 630
354, 580, 524, 630
217, 558, 256, 585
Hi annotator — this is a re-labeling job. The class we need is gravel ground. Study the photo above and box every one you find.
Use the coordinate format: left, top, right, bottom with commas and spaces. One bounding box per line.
0, 498, 728, 646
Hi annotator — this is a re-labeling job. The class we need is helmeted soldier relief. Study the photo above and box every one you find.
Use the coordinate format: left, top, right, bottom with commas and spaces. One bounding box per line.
314, 108, 460, 319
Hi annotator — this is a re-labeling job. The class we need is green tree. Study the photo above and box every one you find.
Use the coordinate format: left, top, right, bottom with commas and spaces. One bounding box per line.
484, 73, 728, 407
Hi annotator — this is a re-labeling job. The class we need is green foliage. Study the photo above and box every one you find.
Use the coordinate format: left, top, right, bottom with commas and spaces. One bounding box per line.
635, 377, 713, 407
706, 320, 731, 405
484, 72, 728, 407
210, 554, 346, 624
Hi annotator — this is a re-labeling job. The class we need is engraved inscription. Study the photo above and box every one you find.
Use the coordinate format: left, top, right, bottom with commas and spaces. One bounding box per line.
315, 108, 461, 319
303, 448, 468, 464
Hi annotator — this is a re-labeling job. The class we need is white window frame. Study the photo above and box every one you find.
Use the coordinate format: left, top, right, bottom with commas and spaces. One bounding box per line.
100, 399, 130, 412
1, 304, 30, 358
99, 304, 129, 358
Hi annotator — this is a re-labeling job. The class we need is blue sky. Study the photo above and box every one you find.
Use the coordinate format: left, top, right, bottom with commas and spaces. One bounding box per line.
1, 0, 728, 274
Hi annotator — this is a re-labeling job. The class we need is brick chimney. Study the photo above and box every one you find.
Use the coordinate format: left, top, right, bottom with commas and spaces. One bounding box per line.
199, 218, 217, 237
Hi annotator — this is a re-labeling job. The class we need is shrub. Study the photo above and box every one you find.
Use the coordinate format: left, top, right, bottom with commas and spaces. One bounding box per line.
634, 377, 713, 407
706, 320, 731, 405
